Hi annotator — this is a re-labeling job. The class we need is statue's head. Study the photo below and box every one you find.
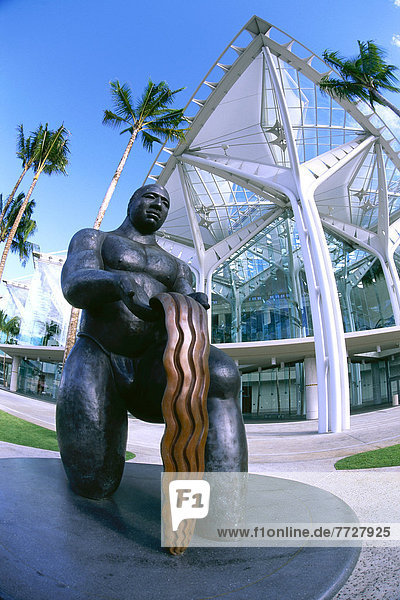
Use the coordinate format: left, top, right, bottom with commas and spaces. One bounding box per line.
128, 184, 170, 234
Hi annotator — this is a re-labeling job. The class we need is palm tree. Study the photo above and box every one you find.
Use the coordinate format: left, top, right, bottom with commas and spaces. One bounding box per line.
41, 320, 61, 346
319, 41, 400, 118
0, 124, 47, 229
0, 311, 20, 386
94, 78, 187, 228
0, 193, 37, 267
63, 79, 187, 363
0, 123, 69, 283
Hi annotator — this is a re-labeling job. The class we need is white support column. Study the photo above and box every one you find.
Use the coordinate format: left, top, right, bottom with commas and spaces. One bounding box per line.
177, 162, 207, 292
289, 198, 329, 431
205, 270, 213, 343
303, 186, 350, 432
263, 46, 349, 433
376, 142, 390, 241
304, 357, 318, 420
10, 356, 21, 392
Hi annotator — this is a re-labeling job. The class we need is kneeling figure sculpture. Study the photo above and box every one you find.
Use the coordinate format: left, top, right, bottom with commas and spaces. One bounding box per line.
57, 184, 248, 502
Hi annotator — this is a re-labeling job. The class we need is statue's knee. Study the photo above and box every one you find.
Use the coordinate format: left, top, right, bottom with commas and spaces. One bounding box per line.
69, 468, 122, 499
208, 347, 241, 401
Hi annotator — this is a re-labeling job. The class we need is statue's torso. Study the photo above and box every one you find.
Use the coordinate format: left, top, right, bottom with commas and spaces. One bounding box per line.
80, 233, 180, 357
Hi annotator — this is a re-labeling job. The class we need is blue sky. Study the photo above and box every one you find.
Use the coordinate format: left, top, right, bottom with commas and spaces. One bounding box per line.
1, 0, 400, 280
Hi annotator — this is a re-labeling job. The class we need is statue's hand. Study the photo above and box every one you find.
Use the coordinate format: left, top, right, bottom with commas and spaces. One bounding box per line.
117, 273, 161, 322
187, 292, 210, 310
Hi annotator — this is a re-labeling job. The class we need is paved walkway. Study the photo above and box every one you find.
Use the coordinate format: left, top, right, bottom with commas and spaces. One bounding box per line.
0, 388, 399, 599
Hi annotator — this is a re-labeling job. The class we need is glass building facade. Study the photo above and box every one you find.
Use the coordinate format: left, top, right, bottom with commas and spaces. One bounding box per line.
0, 251, 69, 400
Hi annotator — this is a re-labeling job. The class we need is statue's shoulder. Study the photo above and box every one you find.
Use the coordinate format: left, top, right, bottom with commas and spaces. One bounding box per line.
68, 228, 105, 252
175, 254, 195, 284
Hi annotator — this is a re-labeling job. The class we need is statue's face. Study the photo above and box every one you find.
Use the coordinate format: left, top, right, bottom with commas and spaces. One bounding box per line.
128, 185, 170, 234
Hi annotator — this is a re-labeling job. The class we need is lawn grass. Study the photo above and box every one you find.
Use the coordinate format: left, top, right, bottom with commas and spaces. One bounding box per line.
0, 409, 135, 460
335, 444, 400, 470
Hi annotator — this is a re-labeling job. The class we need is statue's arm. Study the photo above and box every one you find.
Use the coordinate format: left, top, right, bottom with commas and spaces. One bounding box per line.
61, 229, 123, 309
62, 229, 161, 320
173, 260, 210, 310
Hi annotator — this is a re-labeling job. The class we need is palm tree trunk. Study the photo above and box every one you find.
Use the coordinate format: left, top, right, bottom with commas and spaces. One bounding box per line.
62, 306, 80, 365
93, 128, 138, 229
63, 129, 139, 364
0, 162, 31, 228
372, 90, 400, 119
0, 176, 38, 283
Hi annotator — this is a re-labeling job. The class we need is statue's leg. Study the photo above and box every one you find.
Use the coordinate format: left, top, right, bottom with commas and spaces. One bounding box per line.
205, 346, 248, 472
125, 342, 247, 471
56, 337, 128, 499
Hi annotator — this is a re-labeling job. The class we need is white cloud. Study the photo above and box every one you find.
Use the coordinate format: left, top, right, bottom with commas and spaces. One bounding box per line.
394, 0, 400, 7
392, 34, 400, 47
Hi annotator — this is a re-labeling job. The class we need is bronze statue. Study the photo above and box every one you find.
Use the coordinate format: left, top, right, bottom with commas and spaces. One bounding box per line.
57, 184, 248, 500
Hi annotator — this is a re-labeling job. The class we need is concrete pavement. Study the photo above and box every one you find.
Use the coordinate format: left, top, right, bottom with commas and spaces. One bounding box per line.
1, 389, 399, 470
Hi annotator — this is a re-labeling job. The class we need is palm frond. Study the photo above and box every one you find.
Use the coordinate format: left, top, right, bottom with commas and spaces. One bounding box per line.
140, 131, 162, 152
11, 238, 34, 265
358, 40, 387, 75
136, 78, 158, 121
5, 192, 37, 265
119, 126, 134, 135
16, 123, 44, 168
145, 124, 186, 147
3, 316, 20, 337
322, 40, 400, 112
108, 80, 137, 123
145, 84, 184, 116
102, 110, 129, 129
1, 192, 37, 247
136, 79, 185, 122
147, 108, 186, 129
16, 124, 27, 162
323, 50, 350, 76
319, 75, 369, 102
0, 311, 8, 331
374, 65, 400, 91
147, 121, 187, 137
38, 125, 70, 176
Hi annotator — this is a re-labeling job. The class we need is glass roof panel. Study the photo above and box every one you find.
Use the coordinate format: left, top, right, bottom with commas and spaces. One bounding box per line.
348, 147, 379, 228
182, 163, 277, 243
270, 56, 365, 164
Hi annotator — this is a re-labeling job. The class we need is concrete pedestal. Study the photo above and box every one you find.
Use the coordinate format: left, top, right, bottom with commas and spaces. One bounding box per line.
0, 459, 360, 600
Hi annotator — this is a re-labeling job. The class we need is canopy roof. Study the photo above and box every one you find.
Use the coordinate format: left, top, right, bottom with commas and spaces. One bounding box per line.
145, 15, 400, 275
